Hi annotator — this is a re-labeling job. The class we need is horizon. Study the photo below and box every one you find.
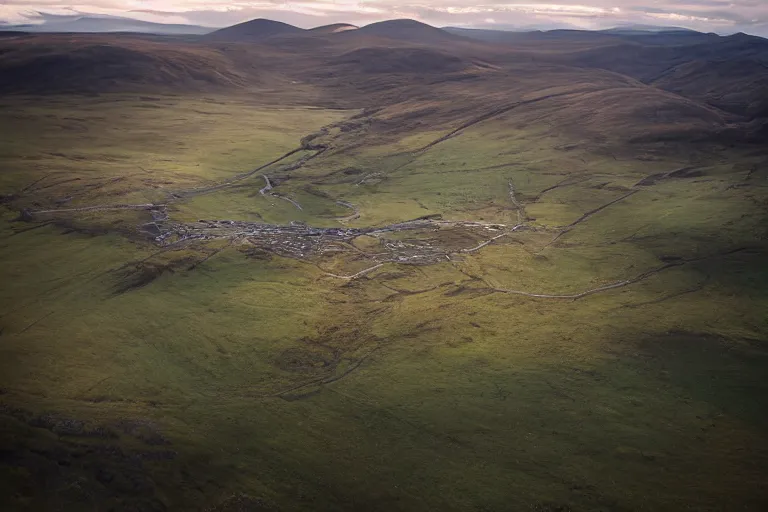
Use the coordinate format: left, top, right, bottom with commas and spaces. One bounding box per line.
1, 12, 766, 39
1, 1, 768, 38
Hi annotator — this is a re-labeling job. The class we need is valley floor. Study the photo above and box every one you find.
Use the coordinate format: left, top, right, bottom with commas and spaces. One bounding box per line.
1, 94, 767, 511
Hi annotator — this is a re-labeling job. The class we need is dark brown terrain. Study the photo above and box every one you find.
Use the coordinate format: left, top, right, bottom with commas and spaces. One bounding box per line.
1, 20, 765, 129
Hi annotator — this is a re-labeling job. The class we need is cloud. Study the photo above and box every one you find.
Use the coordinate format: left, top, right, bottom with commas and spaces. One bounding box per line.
1, 1, 767, 35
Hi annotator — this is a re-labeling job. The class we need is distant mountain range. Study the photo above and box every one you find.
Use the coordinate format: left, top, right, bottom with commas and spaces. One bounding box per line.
600, 24, 698, 34
1, 14, 744, 39
1, 14, 213, 35
201, 18, 470, 43
2, 15, 766, 123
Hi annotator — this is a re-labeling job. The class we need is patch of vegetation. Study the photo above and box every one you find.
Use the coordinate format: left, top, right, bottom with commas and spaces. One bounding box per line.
1, 88, 767, 512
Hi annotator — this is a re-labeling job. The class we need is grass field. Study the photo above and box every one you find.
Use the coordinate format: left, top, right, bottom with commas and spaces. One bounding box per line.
1, 92, 767, 511
0, 95, 346, 209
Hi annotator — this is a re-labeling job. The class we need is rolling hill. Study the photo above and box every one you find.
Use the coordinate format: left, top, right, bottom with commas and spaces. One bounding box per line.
600, 24, 699, 35
354, 18, 464, 44
544, 32, 768, 118
1, 16, 768, 512
204, 18, 304, 42
652, 58, 768, 118
444, 26, 625, 45
0, 35, 251, 93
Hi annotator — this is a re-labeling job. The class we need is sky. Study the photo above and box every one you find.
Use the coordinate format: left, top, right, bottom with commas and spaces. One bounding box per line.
1, 1, 767, 36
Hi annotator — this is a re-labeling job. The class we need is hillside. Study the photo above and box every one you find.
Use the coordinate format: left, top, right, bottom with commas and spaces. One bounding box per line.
0, 35, 252, 93
507, 31, 768, 118
652, 58, 768, 118
558, 32, 768, 80
329, 46, 476, 74
1, 17, 767, 512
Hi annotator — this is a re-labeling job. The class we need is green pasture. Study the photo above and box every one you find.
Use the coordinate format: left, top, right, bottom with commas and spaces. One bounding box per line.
1, 94, 767, 511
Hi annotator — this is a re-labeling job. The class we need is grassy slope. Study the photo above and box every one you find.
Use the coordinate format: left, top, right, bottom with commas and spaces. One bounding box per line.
1, 92, 767, 512
0, 96, 345, 209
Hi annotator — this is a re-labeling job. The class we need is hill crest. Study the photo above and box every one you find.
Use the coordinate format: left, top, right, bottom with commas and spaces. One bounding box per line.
355, 19, 462, 43
206, 18, 303, 41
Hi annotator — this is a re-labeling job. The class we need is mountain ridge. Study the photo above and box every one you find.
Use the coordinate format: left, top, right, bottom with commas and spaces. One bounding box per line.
4, 15, 212, 35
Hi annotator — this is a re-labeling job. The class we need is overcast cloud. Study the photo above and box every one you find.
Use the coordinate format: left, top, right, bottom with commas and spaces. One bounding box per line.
1, 1, 767, 36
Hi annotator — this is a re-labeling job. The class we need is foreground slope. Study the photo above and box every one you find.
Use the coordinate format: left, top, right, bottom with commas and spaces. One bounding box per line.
0, 21, 767, 512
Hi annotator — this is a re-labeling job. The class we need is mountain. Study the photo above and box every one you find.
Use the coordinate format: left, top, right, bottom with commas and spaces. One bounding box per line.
548, 32, 768, 117
652, 58, 768, 118
2, 20, 766, 123
601, 24, 698, 34
445, 26, 722, 49
0, 35, 251, 93
5, 15, 212, 35
444, 27, 623, 45
204, 18, 303, 42
354, 19, 463, 44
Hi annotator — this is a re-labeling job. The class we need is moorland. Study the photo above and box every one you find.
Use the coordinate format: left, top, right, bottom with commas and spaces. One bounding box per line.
1, 18, 767, 511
